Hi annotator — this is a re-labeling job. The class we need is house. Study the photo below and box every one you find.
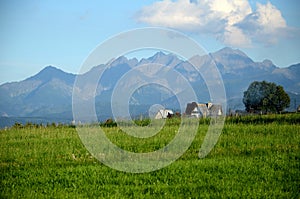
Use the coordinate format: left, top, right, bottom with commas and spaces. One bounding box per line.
154, 109, 174, 119
185, 102, 223, 118
185, 102, 203, 118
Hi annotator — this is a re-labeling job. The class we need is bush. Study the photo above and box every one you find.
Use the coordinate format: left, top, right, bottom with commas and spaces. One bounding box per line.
101, 118, 117, 127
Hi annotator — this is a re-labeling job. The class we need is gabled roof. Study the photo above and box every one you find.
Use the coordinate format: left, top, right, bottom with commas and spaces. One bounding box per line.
185, 102, 223, 116
185, 102, 198, 115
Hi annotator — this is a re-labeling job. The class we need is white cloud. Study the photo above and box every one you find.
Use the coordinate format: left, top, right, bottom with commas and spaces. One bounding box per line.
136, 0, 214, 33
222, 26, 252, 47
135, 0, 291, 47
236, 2, 288, 45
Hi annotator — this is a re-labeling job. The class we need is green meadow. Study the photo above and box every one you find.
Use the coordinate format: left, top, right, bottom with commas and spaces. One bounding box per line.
1, 114, 299, 198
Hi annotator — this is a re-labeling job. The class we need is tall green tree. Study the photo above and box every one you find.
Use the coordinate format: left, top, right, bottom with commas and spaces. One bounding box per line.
243, 81, 290, 113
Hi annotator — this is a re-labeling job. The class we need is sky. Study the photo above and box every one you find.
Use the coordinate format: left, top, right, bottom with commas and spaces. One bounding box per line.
0, 0, 299, 84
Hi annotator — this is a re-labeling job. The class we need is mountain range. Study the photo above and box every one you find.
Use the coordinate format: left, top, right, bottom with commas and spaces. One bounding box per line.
1, 47, 299, 127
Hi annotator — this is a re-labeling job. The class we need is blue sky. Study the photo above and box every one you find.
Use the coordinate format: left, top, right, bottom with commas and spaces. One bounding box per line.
1, 0, 299, 84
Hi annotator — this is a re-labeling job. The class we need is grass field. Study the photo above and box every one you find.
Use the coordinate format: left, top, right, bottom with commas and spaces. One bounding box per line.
1, 114, 299, 198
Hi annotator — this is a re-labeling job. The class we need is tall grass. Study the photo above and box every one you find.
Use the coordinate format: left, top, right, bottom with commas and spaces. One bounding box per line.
1, 114, 299, 198
225, 113, 300, 124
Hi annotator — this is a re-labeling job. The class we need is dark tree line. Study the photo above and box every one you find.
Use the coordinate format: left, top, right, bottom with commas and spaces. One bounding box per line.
243, 81, 290, 114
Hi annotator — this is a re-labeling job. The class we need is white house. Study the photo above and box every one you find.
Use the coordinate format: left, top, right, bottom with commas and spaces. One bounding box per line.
185, 102, 222, 118
154, 109, 174, 119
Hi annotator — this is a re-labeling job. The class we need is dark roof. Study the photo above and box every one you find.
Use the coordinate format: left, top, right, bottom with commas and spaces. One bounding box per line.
185, 102, 198, 115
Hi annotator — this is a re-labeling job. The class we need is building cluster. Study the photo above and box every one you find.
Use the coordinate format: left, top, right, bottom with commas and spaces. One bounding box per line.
154, 102, 223, 119
185, 102, 223, 118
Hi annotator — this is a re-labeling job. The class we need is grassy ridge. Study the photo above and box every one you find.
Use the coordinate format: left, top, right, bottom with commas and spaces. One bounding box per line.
1, 114, 299, 198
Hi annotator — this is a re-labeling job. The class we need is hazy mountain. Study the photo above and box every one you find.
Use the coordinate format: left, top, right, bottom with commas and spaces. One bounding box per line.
0, 47, 299, 126
0, 66, 75, 118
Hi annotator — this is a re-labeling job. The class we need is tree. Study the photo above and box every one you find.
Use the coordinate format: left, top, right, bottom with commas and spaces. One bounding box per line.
243, 81, 290, 113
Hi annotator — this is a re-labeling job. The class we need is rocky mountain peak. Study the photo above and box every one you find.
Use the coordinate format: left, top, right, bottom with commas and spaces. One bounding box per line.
261, 59, 275, 68
27, 65, 74, 83
216, 47, 248, 57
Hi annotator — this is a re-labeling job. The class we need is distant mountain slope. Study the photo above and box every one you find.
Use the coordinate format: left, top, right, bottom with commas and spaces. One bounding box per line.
0, 66, 75, 118
0, 48, 299, 126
